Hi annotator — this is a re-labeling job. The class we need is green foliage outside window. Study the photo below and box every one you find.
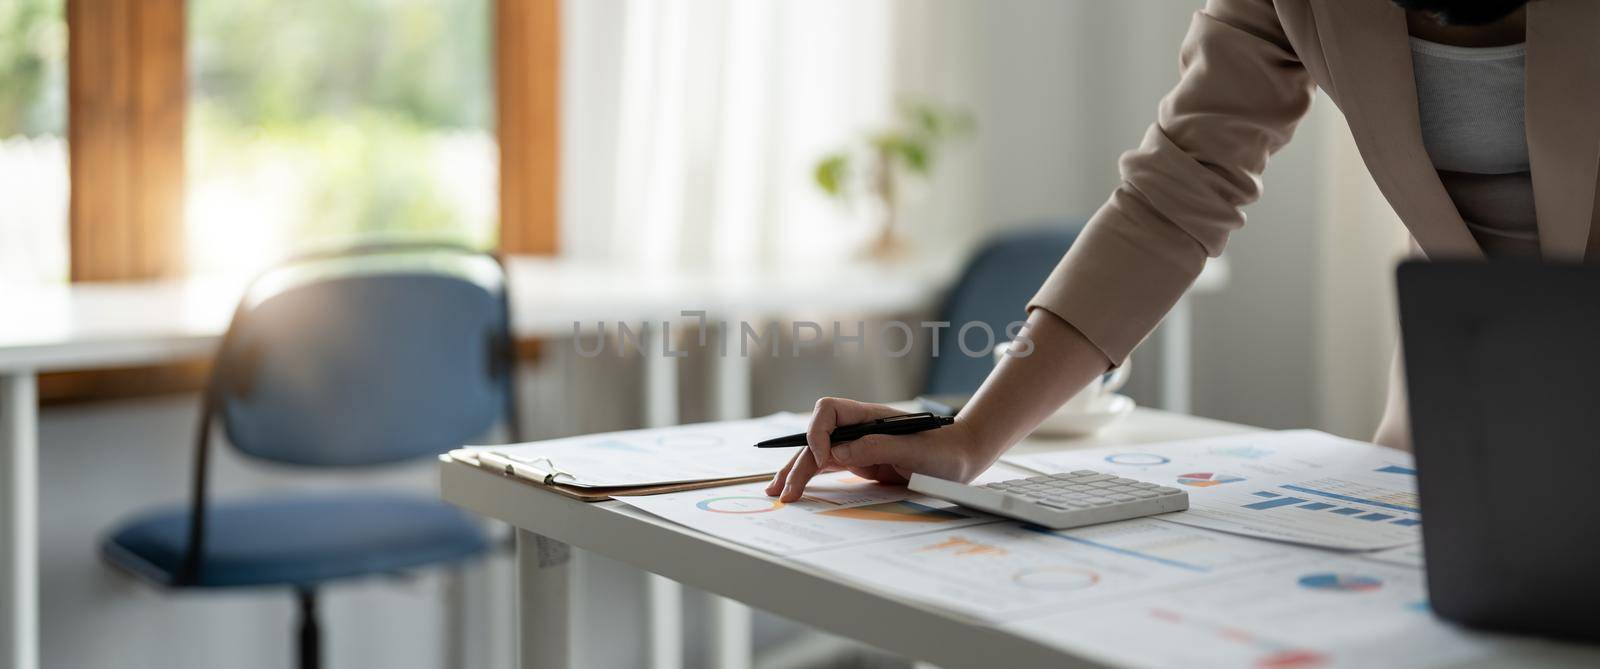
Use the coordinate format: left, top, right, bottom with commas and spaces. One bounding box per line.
0, 0, 65, 137
188, 0, 498, 270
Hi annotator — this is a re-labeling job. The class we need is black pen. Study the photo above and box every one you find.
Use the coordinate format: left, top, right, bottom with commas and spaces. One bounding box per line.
754, 412, 955, 448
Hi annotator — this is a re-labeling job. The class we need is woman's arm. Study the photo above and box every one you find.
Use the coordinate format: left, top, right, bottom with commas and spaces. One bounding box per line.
767, 308, 1109, 502
768, 0, 1315, 500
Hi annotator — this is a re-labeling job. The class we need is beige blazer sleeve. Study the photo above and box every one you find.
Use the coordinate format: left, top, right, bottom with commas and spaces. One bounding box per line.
1028, 0, 1316, 365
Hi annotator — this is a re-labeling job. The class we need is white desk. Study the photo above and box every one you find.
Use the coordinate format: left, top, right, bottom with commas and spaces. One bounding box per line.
0, 255, 1227, 669
440, 408, 1600, 669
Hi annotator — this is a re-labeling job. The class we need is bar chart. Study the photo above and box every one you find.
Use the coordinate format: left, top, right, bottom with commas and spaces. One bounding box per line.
1239, 476, 1421, 531
1168, 469, 1423, 550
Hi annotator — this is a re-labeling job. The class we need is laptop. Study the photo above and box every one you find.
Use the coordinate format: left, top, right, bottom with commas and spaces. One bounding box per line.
1397, 261, 1600, 641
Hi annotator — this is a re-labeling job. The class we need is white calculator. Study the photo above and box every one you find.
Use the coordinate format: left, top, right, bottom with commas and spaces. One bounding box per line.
908, 470, 1189, 530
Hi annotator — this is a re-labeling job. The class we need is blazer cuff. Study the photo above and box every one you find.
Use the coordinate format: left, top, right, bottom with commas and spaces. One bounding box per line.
1026, 191, 1208, 366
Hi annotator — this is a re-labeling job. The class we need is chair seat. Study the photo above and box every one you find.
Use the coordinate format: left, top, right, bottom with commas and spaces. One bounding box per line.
103, 492, 488, 588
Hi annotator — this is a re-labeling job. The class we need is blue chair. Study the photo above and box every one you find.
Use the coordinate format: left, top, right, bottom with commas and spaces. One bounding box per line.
922, 221, 1087, 396
101, 242, 521, 669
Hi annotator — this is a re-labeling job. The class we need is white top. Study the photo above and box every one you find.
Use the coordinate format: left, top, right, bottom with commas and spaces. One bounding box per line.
1411, 37, 1539, 258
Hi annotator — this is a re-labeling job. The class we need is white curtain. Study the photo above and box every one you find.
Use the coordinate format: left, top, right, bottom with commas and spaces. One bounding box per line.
564, 0, 918, 272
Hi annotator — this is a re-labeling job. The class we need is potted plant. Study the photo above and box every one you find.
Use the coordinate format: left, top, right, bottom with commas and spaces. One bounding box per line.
813, 101, 973, 259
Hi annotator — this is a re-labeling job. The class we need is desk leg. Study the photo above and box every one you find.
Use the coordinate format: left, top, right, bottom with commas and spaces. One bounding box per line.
1, 372, 39, 669
646, 574, 683, 669
516, 530, 574, 669
1160, 295, 1194, 415
441, 565, 470, 669
643, 324, 685, 669
708, 596, 752, 669
707, 342, 753, 669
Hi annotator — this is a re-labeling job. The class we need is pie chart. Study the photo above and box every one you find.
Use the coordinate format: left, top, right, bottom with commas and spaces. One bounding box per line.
1297, 573, 1383, 592
696, 496, 783, 514
1012, 566, 1100, 591
1176, 472, 1245, 487
1104, 453, 1170, 466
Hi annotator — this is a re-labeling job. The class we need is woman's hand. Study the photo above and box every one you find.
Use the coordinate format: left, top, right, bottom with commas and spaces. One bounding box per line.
764, 310, 1115, 502
763, 397, 989, 502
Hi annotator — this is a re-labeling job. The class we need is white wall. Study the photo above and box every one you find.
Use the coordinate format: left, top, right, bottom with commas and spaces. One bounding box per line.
966, 0, 1397, 435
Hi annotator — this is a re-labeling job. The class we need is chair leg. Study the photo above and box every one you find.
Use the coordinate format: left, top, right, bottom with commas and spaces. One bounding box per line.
297, 588, 321, 669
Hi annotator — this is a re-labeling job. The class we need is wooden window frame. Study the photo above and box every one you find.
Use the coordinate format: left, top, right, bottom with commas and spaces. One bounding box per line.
497, 0, 562, 256
45, 0, 559, 404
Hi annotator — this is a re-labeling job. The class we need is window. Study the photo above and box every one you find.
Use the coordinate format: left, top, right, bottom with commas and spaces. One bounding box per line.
186, 0, 497, 279
0, 0, 69, 284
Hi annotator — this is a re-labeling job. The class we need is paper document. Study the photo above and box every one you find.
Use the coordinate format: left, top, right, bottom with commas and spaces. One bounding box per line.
618, 470, 1003, 554
470, 413, 809, 487
1008, 557, 1492, 669
617, 464, 1029, 554
1361, 543, 1425, 569
1166, 462, 1422, 550
1006, 431, 1421, 550
793, 519, 1307, 621
1005, 430, 1403, 488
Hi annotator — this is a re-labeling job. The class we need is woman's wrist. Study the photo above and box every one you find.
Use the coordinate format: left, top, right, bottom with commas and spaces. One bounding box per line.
953, 411, 1015, 469
949, 309, 1116, 474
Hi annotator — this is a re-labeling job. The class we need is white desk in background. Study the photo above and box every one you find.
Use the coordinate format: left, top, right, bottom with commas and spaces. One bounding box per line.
0, 255, 1226, 669
440, 408, 1600, 669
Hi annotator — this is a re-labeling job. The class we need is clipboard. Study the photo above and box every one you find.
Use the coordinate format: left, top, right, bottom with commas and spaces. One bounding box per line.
447, 449, 773, 502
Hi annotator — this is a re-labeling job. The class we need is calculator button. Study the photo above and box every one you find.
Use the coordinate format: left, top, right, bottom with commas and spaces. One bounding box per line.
907, 469, 1191, 531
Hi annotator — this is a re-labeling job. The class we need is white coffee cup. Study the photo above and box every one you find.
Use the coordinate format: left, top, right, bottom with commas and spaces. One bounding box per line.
993, 340, 1130, 414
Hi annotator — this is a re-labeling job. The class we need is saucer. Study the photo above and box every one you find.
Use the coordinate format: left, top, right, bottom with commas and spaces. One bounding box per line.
1032, 394, 1135, 438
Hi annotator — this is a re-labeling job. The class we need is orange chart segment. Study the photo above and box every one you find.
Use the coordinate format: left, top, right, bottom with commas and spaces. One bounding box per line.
817, 500, 970, 523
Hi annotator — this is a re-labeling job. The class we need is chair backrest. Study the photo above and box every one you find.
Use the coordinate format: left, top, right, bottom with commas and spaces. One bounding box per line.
210, 244, 516, 466
922, 221, 1086, 396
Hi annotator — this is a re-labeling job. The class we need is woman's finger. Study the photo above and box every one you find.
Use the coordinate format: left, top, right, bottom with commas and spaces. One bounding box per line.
829, 433, 930, 472
780, 449, 824, 502
847, 464, 908, 484
765, 450, 803, 496
805, 397, 903, 470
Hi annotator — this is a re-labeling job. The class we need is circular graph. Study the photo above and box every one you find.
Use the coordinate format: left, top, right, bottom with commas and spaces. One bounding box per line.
1176, 472, 1246, 487
696, 496, 783, 514
1297, 573, 1383, 593
1011, 566, 1101, 591
658, 434, 725, 449
1104, 453, 1170, 466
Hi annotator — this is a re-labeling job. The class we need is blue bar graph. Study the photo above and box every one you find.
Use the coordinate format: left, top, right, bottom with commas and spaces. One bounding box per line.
1331, 508, 1363, 516
1356, 513, 1393, 522
1252, 491, 1280, 498
1392, 518, 1421, 527
1375, 465, 1417, 476
1280, 484, 1419, 514
1244, 496, 1307, 510
1299, 502, 1335, 510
